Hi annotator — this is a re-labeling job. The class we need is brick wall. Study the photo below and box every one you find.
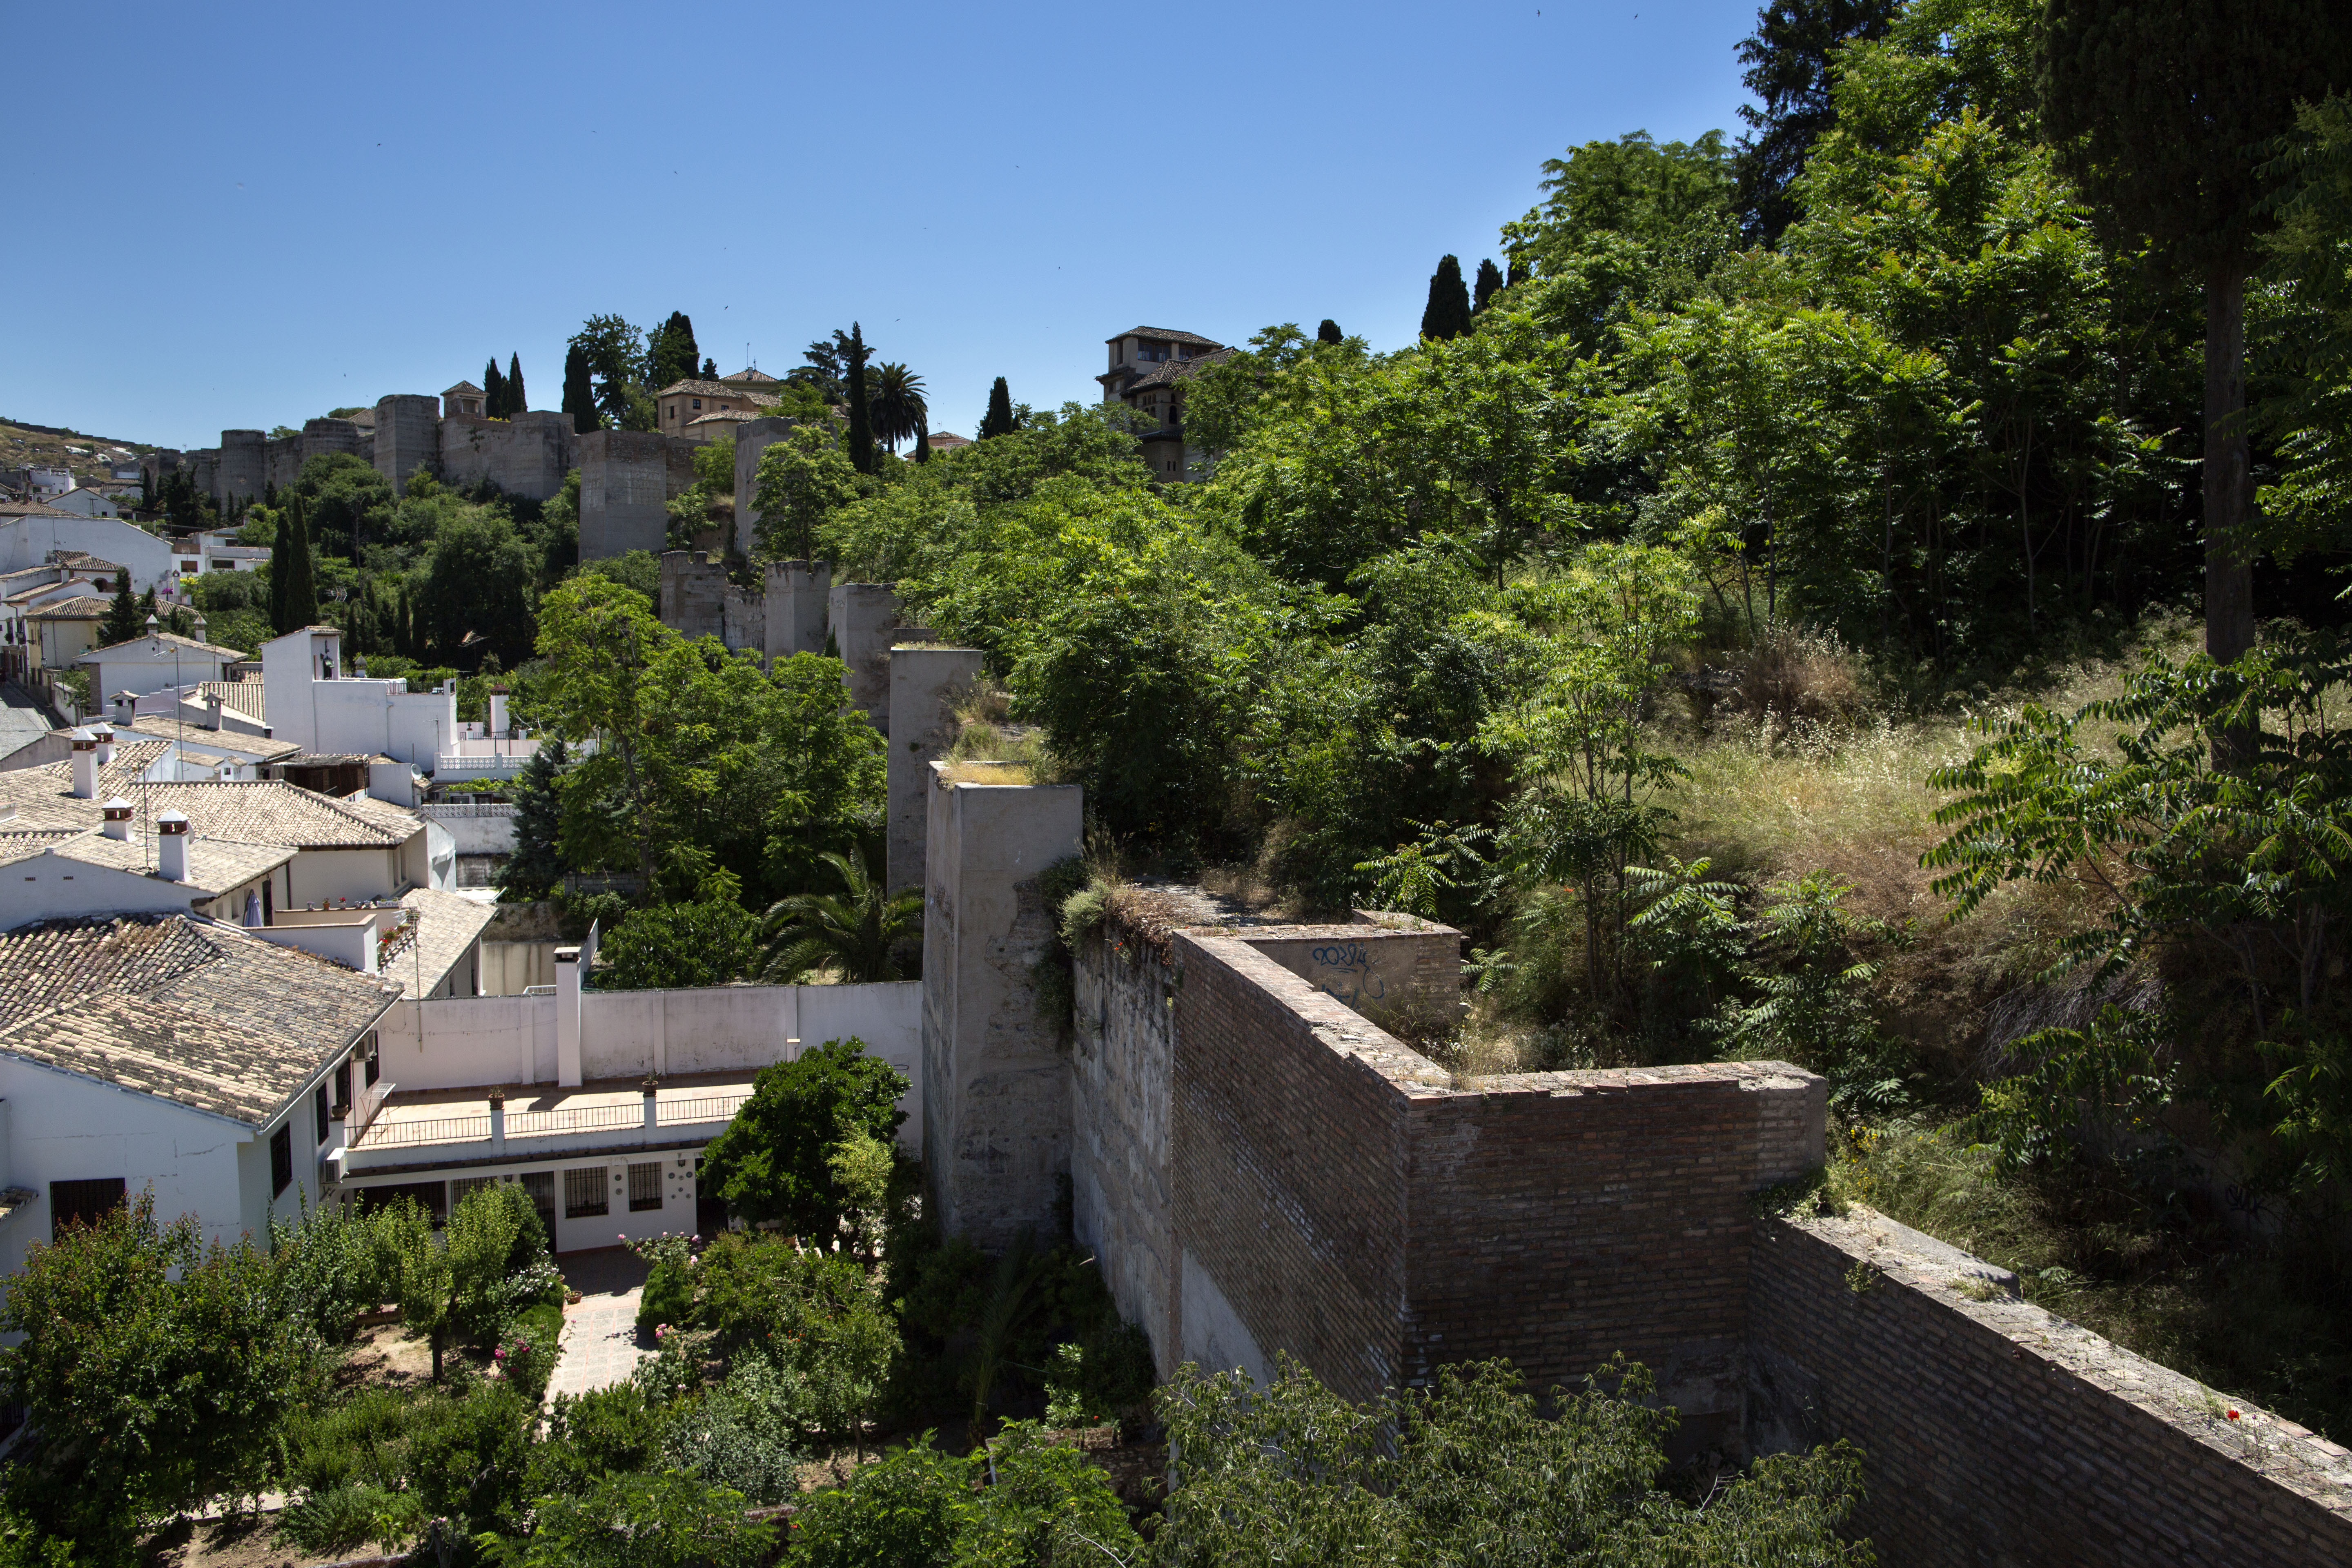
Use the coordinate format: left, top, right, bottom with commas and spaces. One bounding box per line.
1750, 1210, 2352, 1566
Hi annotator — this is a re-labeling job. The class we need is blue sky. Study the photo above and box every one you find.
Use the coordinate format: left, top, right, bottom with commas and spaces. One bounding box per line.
5, 1, 1763, 451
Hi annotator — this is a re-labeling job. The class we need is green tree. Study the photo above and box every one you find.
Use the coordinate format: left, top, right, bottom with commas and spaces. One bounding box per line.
1731, 0, 1900, 244
483, 357, 507, 417
841, 323, 875, 474
0, 1191, 319, 1560
507, 352, 527, 415
756, 849, 921, 982
419, 507, 539, 666
510, 1471, 775, 1568
1317, 318, 1344, 343
563, 343, 599, 434
1472, 256, 1504, 312
98, 577, 140, 647
751, 424, 858, 561
1420, 253, 1471, 340
599, 865, 760, 989
572, 315, 651, 432
280, 494, 318, 632
869, 361, 928, 454
698, 1038, 908, 1238
2042, 0, 2352, 679
2257, 94, 2352, 554
647, 310, 701, 391
293, 451, 396, 558
979, 375, 1016, 440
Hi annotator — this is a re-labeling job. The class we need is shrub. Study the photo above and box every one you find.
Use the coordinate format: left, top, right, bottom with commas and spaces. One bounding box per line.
533, 1384, 668, 1499
508, 1470, 776, 1568
658, 1389, 805, 1503
273, 1482, 420, 1557
637, 1259, 694, 1337
697, 1038, 908, 1238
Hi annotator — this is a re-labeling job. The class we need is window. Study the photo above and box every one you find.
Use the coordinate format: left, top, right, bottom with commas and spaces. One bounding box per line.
564, 1166, 608, 1218
691, 398, 702, 410
314, 1082, 333, 1147
451, 1175, 498, 1211
627, 1162, 662, 1212
355, 1180, 448, 1225
521, 1170, 556, 1238
362, 1030, 380, 1086
333, 1060, 351, 1114
270, 1126, 292, 1196
50, 1177, 125, 1241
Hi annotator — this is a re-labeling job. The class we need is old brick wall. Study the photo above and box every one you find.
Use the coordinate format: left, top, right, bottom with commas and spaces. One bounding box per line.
1749, 1211, 2352, 1567
1232, 915, 1463, 1036
1403, 1062, 1819, 1454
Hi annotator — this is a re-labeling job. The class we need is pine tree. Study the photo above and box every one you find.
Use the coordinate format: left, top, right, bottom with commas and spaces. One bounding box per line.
507, 352, 526, 414
562, 344, 598, 434
100, 579, 140, 647
1317, 320, 1344, 345
980, 377, 1015, 440
1729, 0, 1899, 246
702, 357, 718, 379
843, 323, 875, 474
2044, 0, 2352, 687
281, 496, 318, 632
1473, 258, 1504, 314
1420, 255, 1470, 341
483, 358, 507, 417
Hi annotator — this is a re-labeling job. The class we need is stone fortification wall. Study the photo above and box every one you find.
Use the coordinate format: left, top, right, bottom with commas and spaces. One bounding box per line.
733, 416, 796, 544
438, 410, 574, 499
886, 647, 983, 894
579, 430, 697, 560
218, 430, 264, 506
1749, 1210, 2352, 1567
920, 764, 1084, 1249
261, 417, 365, 493
372, 395, 440, 492
763, 560, 829, 663
657, 551, 765, 653
830, 582, 900, 727
1216, 914, 1462, 1036
1070, 926, 1180, 1365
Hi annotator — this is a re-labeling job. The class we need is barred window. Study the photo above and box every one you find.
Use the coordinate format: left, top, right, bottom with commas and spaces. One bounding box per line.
521, 1170, 556, 1236
564, 1166, 608, 1218
627, 1163, 662, 1212
50, 1178, 125, 1241
451, 1176, 499, 1212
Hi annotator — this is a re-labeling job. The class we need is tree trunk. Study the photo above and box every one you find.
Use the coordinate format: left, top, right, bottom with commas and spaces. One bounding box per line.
2205, 263, 2257, 762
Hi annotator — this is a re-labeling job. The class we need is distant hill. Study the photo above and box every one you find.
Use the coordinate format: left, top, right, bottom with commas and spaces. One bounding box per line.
1, 418, 160, 494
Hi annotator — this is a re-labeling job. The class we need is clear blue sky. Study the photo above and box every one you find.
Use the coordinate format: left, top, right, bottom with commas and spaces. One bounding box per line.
5, 1, 1763, 452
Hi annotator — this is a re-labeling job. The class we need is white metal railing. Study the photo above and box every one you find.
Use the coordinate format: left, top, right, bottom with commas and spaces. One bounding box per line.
435, 752, 531, 773
657, 1092, 750, 1126
506, 1102, 641, 1137
359, 1113, 490, 1148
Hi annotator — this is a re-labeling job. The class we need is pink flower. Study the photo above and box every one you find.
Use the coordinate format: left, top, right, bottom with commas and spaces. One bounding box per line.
493, 1348, 506, 1361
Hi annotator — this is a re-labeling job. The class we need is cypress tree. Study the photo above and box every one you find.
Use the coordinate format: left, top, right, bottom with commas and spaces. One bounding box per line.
650, 311, 700, 389
843, 323, 875, 474
507, 353, 526, 414
2044, 0, 2352, 686
1420, 255, 1470, 341
1316, 319, 1344, 345
100, 579, 140, 647
914, 414, 932, 463
980, 377, 1015, 440
281, 496, 318, 632
562, 344, 598, 434
268, 508, 292, 632
702, 357, 718, 379
1473, 258, 1504, 314
483, 358, 507, 417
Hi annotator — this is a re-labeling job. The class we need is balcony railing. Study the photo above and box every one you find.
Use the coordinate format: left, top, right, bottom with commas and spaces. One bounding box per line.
378, 909, 419, 966
506, 1102, 641, 1137
657, 1093, 750, 1126
361, 1114, 490, 1148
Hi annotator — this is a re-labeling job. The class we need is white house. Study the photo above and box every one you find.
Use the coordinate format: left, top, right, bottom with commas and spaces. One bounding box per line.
0, 510, 173, 595
76, 629, 242, 702
261, 626, 537, 786
45, 488, 118, 519
0, 911, 396, 1278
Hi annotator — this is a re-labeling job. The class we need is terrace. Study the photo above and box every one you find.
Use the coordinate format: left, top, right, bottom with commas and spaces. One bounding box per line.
338, 1070, 756, 1175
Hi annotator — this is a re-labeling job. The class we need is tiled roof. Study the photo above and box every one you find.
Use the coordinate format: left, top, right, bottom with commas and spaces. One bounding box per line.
686, 409, 761, 427
390, 886, 499, 1000
444, 380, 486, 396
47, 551, 122, 572
0, 915, 394, 1123
23, 595, 109, 619
109, 717, 299, 762
197, 679, 266, 722
80, 631, 245, 661
655, 379, 782, 406
1, 827, 295, 898
1114, 348, 1236, 394
1106, 326, 1224, 348
0, 503, 77, 519
140, 781, 422, 849
0, 742, 178, 831
722, 368, 780, 384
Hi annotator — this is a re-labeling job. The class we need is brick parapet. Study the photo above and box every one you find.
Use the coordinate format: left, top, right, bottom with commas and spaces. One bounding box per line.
1751, 1209, 2352, 1566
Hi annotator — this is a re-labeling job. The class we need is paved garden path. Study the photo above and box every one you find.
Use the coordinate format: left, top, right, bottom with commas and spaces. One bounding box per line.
546, 1249, 651, 1403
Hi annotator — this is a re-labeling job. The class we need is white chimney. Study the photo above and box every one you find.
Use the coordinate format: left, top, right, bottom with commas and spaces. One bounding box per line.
68, 728, 98, 799
100, 797, 133, 841
91, 723, 116, 766
156, 810, 189, 881
110, 690, 136, 726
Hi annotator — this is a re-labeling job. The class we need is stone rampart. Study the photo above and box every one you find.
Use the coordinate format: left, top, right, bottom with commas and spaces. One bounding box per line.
734, 416, 796, 546
579, 430, 697, 560
1749, 1209, 2352, 1567
438, 410, 574, 500
887, 647, 983, 894
217, 430, 264, 506
763, 560, 829, 663
372, 395, 441, 492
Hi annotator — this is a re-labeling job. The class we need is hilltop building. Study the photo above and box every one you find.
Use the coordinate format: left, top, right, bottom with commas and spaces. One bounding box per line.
1097, 327, 1230, 482
655, 372, 781, 443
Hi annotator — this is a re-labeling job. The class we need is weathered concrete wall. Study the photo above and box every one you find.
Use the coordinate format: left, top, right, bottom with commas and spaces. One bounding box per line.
373, 395, 441, 491
1748, 1210, 2352, 1566
579, 430, 697, 560
829, 582, 898, 727
887, 646, 983, 894
1071, 927, 1180, 1366
764, 560, 829, 664
920, 763, 1084, 1248
438, 410, 574, 500
733, 416, 795, 546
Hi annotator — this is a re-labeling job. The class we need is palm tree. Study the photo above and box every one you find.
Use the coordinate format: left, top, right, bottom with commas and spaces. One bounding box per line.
868, 363, 928, 455
757, 849, 922, 982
